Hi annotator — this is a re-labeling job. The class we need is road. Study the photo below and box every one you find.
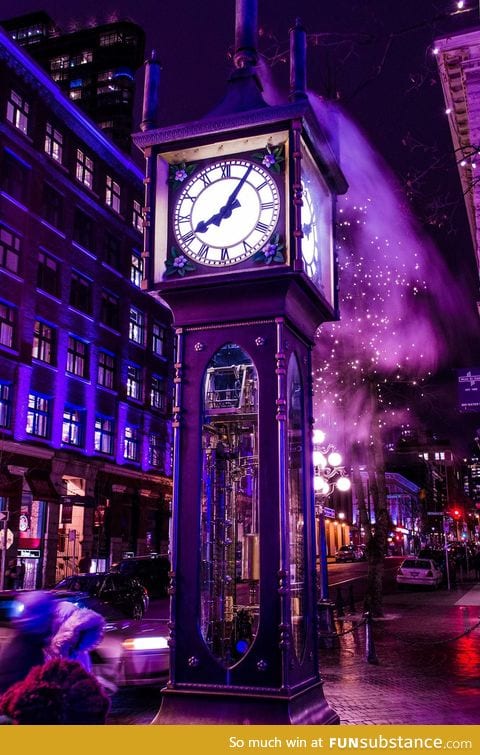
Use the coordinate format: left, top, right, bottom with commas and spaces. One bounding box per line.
107, 557, 405, 724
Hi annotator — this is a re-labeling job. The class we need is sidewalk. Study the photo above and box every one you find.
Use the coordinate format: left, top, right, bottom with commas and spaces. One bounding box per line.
318, 581, 480, 725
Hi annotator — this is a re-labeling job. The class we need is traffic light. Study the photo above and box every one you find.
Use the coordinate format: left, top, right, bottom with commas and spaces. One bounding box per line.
447, 507, 463, 521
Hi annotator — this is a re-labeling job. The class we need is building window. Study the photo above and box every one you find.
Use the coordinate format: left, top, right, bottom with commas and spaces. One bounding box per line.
129, 307, 145, 345
100, 291, 120, 330
104, 232, 121, 271
6, 90, 29, 134
70, 89, 82, 102
124, 425, 139, 461
0, 225, 21, 274
0, 382, 13, 429
75, 149, 93, 190
62, 406, 85, 447
106, 176, 121, 213
42, 183, 64, 229
1, 150, 29, 204
32, 320, 56, 364
126, 364, 142, 401
50, 55, 69, 70
152, 321, 165, 357
132, 200, 143, 232
26, 393, 51, 438
97, 350, 116, 389
73, 208, 95, 252
66, 336, 88, 378
37, 251, 60, 297
44, 123, 63, 163
100, 31, 137, 47
150, 375, 166, 411
0, 302, 15, 349
70, 50, 93, 66
69, 271, 92, 314
148, 433, 163, 469
95, 416, 115, 455
130, 248, 143, 288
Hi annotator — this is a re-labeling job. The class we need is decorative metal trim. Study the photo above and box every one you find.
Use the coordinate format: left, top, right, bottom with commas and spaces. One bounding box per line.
133, 101, 310, 150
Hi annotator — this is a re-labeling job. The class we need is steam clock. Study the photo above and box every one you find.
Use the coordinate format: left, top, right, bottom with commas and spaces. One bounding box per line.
133, 1, 347, 724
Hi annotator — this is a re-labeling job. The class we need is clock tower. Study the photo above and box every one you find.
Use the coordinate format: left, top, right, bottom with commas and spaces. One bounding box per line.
133, 0, 347, 724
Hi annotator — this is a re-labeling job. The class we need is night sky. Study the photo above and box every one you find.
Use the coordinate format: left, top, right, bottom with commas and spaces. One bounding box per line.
5, 0, 480, 450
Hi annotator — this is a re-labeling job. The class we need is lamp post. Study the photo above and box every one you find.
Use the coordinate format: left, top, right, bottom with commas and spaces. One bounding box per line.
312, 430, 351, 601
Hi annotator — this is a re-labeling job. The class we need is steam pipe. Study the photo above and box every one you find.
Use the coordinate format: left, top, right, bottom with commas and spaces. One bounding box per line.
140, 50, 161, 132
234, 0, 258, 69
289, 18, 307, 101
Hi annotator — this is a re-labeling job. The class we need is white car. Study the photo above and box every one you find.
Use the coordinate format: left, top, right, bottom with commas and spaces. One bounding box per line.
396, 558, 443, 588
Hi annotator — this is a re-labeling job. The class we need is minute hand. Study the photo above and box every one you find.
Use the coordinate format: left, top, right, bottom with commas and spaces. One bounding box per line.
195, 165, 253, 233
222, 164, 253, 214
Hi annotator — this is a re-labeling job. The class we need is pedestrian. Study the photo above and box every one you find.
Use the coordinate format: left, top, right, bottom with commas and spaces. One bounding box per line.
46, 599, 105, 672
473, 550, 480, 581
4, 559, 17, 590
0, 658, 110, 724
78, 551, 92, 574
14, 560, 25, 590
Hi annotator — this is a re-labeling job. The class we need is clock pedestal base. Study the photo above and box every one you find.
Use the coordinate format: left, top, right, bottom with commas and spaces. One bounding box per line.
151, 683, 340, 725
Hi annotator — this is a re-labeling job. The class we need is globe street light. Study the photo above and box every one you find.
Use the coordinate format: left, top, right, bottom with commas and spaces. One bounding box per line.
312, 432, 351, 601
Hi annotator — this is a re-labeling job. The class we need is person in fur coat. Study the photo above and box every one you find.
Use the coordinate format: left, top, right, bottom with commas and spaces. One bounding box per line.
46, 600, 105, 672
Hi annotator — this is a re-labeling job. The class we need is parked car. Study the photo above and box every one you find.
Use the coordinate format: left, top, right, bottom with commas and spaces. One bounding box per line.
0, 590, 169, 693
334, 545, 364, 563
112, 555, 170, 599
396, 558, 443, 588
54, 573, 149, 619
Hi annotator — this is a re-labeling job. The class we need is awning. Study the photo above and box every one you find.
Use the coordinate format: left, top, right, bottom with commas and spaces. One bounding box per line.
0, 467, 22, 497
25, 469, 60, 501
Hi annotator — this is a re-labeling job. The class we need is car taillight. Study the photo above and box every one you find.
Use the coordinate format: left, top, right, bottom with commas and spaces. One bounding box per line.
426, 570, 433, 577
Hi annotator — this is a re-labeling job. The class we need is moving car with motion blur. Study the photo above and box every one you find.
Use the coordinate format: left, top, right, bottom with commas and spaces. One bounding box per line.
396, 558, 443, 589
0, 590, 169, 694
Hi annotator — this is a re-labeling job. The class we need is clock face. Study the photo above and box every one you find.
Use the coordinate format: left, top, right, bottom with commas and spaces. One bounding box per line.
172, 158, 280, 266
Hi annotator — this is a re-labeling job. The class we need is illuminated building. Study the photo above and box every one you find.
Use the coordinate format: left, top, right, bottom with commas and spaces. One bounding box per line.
0, 11, 145, 153
0, 25, 172, 588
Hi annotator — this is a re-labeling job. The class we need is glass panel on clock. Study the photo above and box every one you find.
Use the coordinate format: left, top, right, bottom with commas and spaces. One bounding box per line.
200, 343, 259, 668
300, 139, 335, 308
287, 354, 306, 661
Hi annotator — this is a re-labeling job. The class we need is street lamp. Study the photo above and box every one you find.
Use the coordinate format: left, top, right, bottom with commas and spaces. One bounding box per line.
312, 431, 351, 601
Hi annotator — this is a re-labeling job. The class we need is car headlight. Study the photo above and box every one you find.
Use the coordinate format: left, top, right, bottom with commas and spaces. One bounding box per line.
121, 636, 169, 651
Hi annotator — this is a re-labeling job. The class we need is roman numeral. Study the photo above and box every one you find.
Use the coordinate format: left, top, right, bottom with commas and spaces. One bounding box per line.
200, 173, 212, 187
221, 164, 231, 178
221, 248, 230, 261
198, 244, 209, 261
242, 240, 252, 253
178, 214, 190, 223
257, 180, 268, 190
255, 221, 269, 234
182, 191, 196, 202
181, 230, 195, 245
261, 202, 275, 210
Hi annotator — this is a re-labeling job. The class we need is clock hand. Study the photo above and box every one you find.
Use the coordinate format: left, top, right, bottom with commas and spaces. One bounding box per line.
195, 199, 241, 234
195, 165, 253, 233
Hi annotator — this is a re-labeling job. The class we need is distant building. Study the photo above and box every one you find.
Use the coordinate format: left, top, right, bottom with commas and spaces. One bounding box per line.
0, 25, 172, 589
0, 11, 145, 152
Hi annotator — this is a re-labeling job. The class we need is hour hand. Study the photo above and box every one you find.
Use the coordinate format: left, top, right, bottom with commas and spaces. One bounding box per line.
195, 199, 241, 233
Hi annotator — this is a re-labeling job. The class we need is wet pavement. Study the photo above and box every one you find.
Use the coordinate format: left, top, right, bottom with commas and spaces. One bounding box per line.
319, 581, 480, 725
